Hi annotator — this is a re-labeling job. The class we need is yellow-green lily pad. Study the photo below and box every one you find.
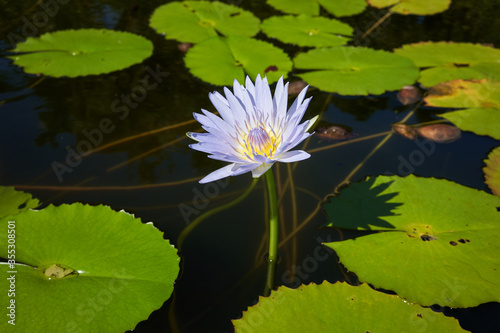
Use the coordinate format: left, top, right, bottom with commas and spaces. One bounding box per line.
424, 80, 500, 140
484, 147, 500, 197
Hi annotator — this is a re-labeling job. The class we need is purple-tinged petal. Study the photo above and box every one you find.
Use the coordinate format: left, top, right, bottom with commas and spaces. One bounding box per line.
276, 150, 310, 163
187, 132, 221, 143
231, 162, 262, 176
207, 153, 248, 163
201, 109, 237, 136
200, 164, 236, 184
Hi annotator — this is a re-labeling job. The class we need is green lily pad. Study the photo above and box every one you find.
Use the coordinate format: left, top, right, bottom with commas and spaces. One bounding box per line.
484, 147, 500, 197
294, 47, 419, 95
149, 1, 260, 43
323, 175, 500, 308
424, 80, 500, 140
185, 36, 292, 86
441, 108, 500, 140
0, 203, 180, 332
233, 282, 465, 332
261, 15, 353, 47
267, 0, 367, 17
8, 29, 153, 78
0, 187, 39, 219
368, 0, 451, 15
394, 42, 500, 86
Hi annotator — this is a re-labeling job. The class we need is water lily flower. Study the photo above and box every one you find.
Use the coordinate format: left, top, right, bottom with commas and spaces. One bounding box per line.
188, 75, 317, 184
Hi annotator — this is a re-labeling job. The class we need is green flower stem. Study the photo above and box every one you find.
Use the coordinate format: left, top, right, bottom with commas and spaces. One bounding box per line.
264, 168, 279, 296
177, 178, 258, 250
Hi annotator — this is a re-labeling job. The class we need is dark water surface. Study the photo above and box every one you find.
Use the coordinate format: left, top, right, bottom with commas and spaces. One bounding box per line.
1, 0, 499, 332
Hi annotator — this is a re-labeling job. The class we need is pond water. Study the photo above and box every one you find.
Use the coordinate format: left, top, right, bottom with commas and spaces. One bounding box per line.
1, 0, 499, 332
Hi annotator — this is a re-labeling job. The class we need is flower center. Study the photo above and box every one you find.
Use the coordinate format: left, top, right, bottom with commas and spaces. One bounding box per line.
247, 127, 274, 156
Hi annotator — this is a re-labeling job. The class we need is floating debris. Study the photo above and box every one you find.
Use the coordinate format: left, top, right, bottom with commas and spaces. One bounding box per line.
397, 85, 421, 105
392, 123, 461, 143
288, 80, 308, 95
178, 42, 193, 53
315, 125, 357, 141
392, 123, 418, 140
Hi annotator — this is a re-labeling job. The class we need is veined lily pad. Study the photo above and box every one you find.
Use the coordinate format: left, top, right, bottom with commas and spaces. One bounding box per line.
394, 42, 500, 86
185, 36, 292, 86
484, 147, 500, 197
294, 47, 419, 95
8, 29, 153, 78
0, 203, 180, 332
0, 186, 39, 219
149, 1, 260, 43
267, 0, 367, 17
323, 175, 500, 308
233, 282, 465, 332
424, 80, 500, 140
368, 0, 451, 15
261, 15, 353, 47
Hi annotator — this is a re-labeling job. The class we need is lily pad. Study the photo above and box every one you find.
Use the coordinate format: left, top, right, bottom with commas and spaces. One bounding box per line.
293, 47, 419, 95
0, 203, 180, 332
261, 15, 353, 47
233, 282, 465, 332
267, 0, 367, 17
394, 42, 500, 86
185, 36, 292, 86
8, 29, 153, 78
424, 79, 500, 109
441, 108, 500, 140
424, 80, 500, 140
149, 1, 260, 43
368, 0, 451, 15
484, 147, 500, 196
0, 186, 39, 219
323, 175, 500, 307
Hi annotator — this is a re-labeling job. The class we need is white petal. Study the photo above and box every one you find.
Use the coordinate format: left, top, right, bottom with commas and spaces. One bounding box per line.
209, 92, 234, 125
231, 162, 262, 176
250, 163, 274, 178
201, 109, 236, 136
276, 150, 311, 163
199, 164, 236, 184
288, 84, 309, 115
245, 76, 256, 98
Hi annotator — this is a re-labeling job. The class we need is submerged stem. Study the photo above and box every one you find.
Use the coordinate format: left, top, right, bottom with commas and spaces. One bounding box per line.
264, 168, 279, 296
177, 178, 258, 250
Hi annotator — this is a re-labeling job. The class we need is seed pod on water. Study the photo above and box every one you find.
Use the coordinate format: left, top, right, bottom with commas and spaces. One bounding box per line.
415, 124, 461, 143
392, 123, 418, 140
315, 125, 357, 141
397, 85, 421, 105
